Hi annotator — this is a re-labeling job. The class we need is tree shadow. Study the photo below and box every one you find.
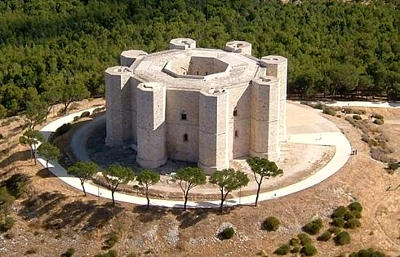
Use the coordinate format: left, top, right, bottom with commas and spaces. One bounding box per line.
36, 168, 55, 178
19, 191, 67, 220
175, 209, 214, 229
133, 205, 169, 223
0, 149, 31, 168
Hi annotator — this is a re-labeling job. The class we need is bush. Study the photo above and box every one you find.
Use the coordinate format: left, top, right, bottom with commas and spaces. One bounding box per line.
26, 248, 37, 255
302, 218, 323, 235
332, 206, 347, 218
298, 233, 312, 246
300, 244, 317, 256
374, 119, 384, 125
0, 216, 15, 232
61, 248, 75, 257
331, 217, 345, 228
317, 231, 332, 241
94, 250, 117, 257
351, 210, 362, 219
80, 111, 90, 118
353, 109, 366, 115
328, 226, 341, 235
0, 133, 3, 140
5, 173, 29, 198
372, 113, 384, 120
53, 123, 72, 138
289, 237, 300, 246
104, 231, 119, 249
323, 106, 336, 116
388, 162, 399, 171
220, 227, 235, 239
335, 231, 351, 245
274, 244, 290, 255
349, 248, 386, 257
291, 246, 300, 253
73, 116, 80, 122
262, 216, 280, 231
348, 202, 363, 212
345, 218, 361, 229
343, 210, 354, 221
353, 114, 362, 120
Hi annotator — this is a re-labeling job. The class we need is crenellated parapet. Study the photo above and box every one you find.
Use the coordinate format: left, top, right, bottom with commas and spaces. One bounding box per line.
224, 40, 252, 56
120, 50, 148, 67
169, 38, 196, 50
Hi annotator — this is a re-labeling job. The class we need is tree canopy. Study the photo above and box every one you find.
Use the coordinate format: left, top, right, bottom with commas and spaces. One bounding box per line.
172, 167, 206, 210
37, 142, 61, 168
67, 161, 99, 196
102, 164, 135, 206
0, 0, 398, 118
136, 169, 160, 209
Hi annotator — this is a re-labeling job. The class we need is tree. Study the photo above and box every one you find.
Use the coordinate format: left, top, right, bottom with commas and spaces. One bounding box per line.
59, 83, 89, 114
136, 169, 160, 209
67, 161, 99, 196
37, 142, 61, 169
102, 165, 135, 206
0, 104, 6, 119
209, 168, 249, 213
172, 167, 206, 211
246, 157, 283, 207
19, 129, 44, 164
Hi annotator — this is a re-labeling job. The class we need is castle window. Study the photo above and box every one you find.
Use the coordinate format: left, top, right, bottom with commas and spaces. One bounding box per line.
235, 130, 239, 137
183, 134, 188, 142
233, 107, 238, 117
181, 111, 187, 120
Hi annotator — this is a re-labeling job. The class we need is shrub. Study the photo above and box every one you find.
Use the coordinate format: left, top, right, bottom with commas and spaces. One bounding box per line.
61, 248, 75, 257
372, 113, 384, 120
298, 233, 312, 245
345, 218, 361, 229
331, 217, 345, 228
80, 111, 90, 118
349, 248, 386, 257
374, 119, 384, 125
332, 206, 347, 218
291, 246, 300, 253
353, 109, 366, 115
335, 231, 351, 245
0, 133, 3, 140
73, 116, 80, 122
289, 237, 300, 246
353, 114, 362, 120
348, 202, 363, 212
220, 227, 235, 239
388, 162, 399, 171
0, 216, 15, 232
302, 218, 323, 235
25, 248, 37, 255
323, 106, 336, 116
300, 244, 317, 256
53, 123, 72, 138
94, 250, 118, 257
274, 244, 290, 255
317, 231, 332, 241
328, 226, 341, 235
104, 231, 119, 249
343, 210, 354, 221
262, 216, 281, 231
371, 148, 395, 163
5, 173, 29, 197
351, 210, 362, 219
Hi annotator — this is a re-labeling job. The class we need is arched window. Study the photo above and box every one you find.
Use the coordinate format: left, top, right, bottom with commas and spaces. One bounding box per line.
183, 134, 188, 142
181, 111, 187, 120
233, 107, 238, 117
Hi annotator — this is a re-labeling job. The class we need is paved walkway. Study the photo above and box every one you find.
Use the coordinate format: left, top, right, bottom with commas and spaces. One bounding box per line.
37, 108, 351, 208
325, 101, 400, 109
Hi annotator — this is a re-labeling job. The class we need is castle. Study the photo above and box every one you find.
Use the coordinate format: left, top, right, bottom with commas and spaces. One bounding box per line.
105, 38, 287, 174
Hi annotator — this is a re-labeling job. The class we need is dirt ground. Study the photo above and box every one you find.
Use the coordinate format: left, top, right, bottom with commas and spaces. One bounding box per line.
0, 101, 399, 257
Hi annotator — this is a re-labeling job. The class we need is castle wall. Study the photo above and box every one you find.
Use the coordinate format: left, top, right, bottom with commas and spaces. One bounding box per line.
250, 76, 280, 161
198, 88, 229, 173
136, 83, 167, 168
165, 90, 199, 162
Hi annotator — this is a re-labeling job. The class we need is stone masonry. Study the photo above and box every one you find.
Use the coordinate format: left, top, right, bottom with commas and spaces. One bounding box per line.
105, 38, 287, 173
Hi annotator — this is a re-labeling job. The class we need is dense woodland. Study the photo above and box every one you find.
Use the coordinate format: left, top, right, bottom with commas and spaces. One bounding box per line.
0, 0, 398, 118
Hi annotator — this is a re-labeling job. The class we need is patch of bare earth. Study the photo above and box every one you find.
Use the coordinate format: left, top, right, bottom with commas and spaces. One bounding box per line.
0, 101, 399, 257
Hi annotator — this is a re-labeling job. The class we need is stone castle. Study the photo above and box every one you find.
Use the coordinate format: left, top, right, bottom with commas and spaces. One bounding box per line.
105, 38, 287, 173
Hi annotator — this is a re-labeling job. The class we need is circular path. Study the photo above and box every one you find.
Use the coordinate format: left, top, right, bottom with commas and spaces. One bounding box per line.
37, 105, 352, 208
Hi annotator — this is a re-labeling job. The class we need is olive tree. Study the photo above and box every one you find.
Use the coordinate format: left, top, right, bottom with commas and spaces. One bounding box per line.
102, 165, 135, 206
67, 161, 99, 196
172, 167, 206, 211
247, 157, 283, 207
19, 129, 44, 164
209, 168, 249, 213
37, 142, 61, 169
136, 169, 160, 209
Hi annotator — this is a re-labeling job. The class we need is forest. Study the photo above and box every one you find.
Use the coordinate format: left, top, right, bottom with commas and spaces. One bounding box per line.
0, 0, 398, 118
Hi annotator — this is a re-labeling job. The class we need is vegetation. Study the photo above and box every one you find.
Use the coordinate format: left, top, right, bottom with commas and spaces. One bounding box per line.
61, 248, 76, 257
335, 231, 351, 245
262, 216, 281, 231
4, 173, 29, 198
302, 218, 323, 235
387, 162, 399, 172
331, 217, 345, 228
317, 230, 332, 241
94, 250, 117, 257
37, 142, 61, 169
102, 165, 135, 206
246, 157, 283, 206
172, 167, 206, 211
300, 244, 317, 256
52, 123, 72, 139
0, 0, 398, 119
345, 218, 361, 229
349, 248, 387, 257
274, 244, 290, 255
19, 129, 44, 165
136, 169, 160, 209
209, 168, 249, 213
298, 233, 312, 246
348, 202, 363, 213
67, 161, 99, 196
104, 231, 119, 249
220, 227, 235, 240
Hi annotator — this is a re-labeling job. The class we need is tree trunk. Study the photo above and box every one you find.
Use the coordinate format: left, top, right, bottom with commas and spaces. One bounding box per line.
81, 181, 87, 196
183, 192, 188, 211
220, 190, 224, 214
46, 160, 49, 170
145, 188, 150, 210
111, 190, 115, 206
255, 182, 262, 207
